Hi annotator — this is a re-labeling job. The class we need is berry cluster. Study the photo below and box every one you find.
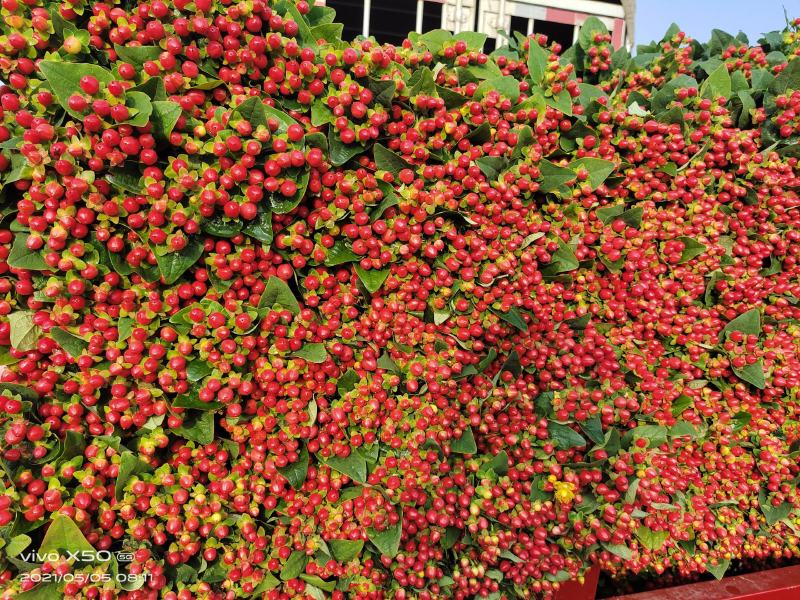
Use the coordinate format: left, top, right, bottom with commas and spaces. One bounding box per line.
1, 4, 800, 600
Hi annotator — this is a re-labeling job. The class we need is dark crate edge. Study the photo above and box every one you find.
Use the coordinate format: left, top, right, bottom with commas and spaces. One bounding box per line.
576, 564, 800, 600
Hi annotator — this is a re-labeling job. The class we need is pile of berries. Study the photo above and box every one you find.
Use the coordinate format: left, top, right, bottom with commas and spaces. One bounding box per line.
1, 4, 800, 599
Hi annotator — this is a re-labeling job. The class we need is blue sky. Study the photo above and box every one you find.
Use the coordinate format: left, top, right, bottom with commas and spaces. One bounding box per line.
635, 0, 798, 48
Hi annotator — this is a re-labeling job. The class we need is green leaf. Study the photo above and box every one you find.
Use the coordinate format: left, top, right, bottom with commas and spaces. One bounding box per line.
529, 477, 551, 502
475, 156, 508, 181
123, 91, 153, 127
324, 241, 359, 266
114, 44, 161, 68
0, 383, 38, 401
497, 350, 522, 380
258, 276, 300, 315
280, 550, 308, 581
174, 410, 215, 445
769, 58, 800, 96
454, 31, 487, 51
601, 542, 632, 561
131, 76, 166, 101
408, 67, 435, 97
3, 153, 33, 186
436, 84, 468, 109
618, 206, 643, 228
595, 204, 644, 228
704, 270, 728, 306
706, 558, 730, 580
311, 102, 332, 126
700, 63, 732, 100
9, 311, 40, 352
6, 534, 32, 557
150, 101, 182, 137
651, 74, 697, 113
39, 61, 114, 119
539, 160, 575, 194
548, 423, 586, 449
301, 575, 335, 593
534, 393, 554, 420
441, 527, 461, 549
492, 307, 527, 332
328, 539, 363, 563
417, 29, 453, 53
480, 451, 509, 476
520, 232, 545, 249
466, 122, 492, 144
566, 313, 591, 331
107, 168, 143, 195
500, 550, 523, 564
576, 493, 599, 515
115, 451, 152, 501
475, 76, 521, 102
232, 96, 268, 128
636, 526, 669, 551
669, 421, 705, 440
374, 144, 411, 176
367, 518, 402, 557
737, 90, 756, 128
278, 445, 309, 488
337, 369, 359, 396
8, 235, 47, 270
433, 308, 450, 326
676, 236, 707, 264
326, 452, 367, 483
760, 495, 792, 526
577, 83, 605, 110
242, 206, 273, 244
251, 572, 280, 594
270, 168, 310, 214
55, 430, 85, 461
15, 584, 62, 600
751, 68, 774, 92
293, 343, 327, 363
263, 99, 302, 129
173, 392, 222, 411
202, 215, 241, 238
156, 239, 203, 284
309, 22, 343, 43
545, 240, 579, 274
370, 181, 400, 220
571, 157, 615, 190
451, 427, 477, 454
307, 399, 318, 427
578, 17, 609, 50
628, 101, 649, 117
596, 204, 624, 223
40, 513, 95, 556
367, 78, 396, 108
733, 360, 766, 389
527, 40, 549, 84
355, 266, 389, 294
580, 416, 604, 445
376, 353, 398, 372
721, 308, 761, 338
731, 411, 752, 432
632, 425, 668, 447
305, 585, 325, 600
327, 128, 363, 166
50, 328, 88, 358
511, 125, 535, 161
477, 348, 498, 373
650, 502, 679, 511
